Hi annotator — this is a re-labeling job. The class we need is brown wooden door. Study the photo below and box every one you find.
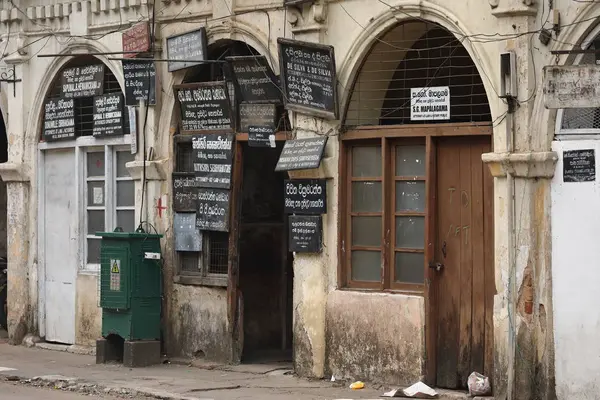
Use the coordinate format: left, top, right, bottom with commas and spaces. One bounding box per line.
433, 136, 494, 389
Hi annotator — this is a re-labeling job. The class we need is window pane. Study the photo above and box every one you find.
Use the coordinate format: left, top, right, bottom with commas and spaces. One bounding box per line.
395, 252, 424, 284
87, 238, 101, 264
87, 152, 105, 177
117, 181, 135, 207
117, 210, 135, 232
351, 250, 381, 282
87, 210, 104, 234
352, 146, 381, 177
117, 151, 134, 177
352, 181, 382, 212
208, 231, 229, 275
395, 145, 426, 176
352, 216, 381, 247
395, 181, 425, 212
180, 252, 200, 273
395, 216, 425, 249
87, 181, 105, 206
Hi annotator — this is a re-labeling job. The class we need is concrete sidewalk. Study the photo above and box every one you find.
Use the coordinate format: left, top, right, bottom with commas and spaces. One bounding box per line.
0, 343, 388, 400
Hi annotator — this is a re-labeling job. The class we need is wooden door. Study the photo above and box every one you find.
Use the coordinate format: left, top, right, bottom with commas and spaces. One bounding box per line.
43, 149, 78, 344
433, 136, 494, 389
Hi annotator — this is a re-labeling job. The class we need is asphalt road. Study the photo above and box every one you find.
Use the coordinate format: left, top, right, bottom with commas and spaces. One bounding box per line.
0, 381, 122, 399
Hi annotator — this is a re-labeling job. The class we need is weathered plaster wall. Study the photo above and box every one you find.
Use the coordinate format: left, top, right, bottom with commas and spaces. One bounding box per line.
551, 140, 600, 400
75, 274, 102, 347
325, 291, 424, 386
169, 285, 230, 361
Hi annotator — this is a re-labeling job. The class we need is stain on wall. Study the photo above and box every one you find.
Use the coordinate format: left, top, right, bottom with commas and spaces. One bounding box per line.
169, 285, 230, 361
0, 179, 7, 257
325, 291, 424, 385
75, 273, 102, 346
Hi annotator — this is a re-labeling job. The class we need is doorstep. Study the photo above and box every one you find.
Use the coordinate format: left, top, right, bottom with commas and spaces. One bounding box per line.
35, 341, 95, 356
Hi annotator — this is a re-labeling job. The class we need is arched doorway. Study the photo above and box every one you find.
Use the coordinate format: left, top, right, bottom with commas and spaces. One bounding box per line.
38, 56, 131, 345
171, 39, 292, 363
340, 20, 494, 389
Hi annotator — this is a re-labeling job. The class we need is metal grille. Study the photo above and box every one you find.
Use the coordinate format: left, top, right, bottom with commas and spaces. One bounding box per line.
175, 139, 229, 276
344, 20, 491, 127
47, 56, 130, 137
207, 232, 229, 275
560, 40, 600, 131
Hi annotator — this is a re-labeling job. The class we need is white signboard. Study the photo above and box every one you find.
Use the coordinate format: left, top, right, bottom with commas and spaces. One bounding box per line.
543, 65, 600, 109
128, 106, 137, 155
410, 86, 450, 121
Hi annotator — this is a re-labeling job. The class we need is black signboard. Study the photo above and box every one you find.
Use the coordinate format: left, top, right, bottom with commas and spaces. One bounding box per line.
173, 172, 200, 212
284, 179, 326, 214
563, 149, 596, 182
288, 215, 322, 253
174, 212, 203, 252
239, 103, 277, 132
166, 28, 208, 72
123, 60, 156, 106
192, 133, 234, 189
61, 64, 104, 98
275, 137, 328, 171
278, 38, 338, 119
227, 55, 282, 104
175, 82, 233, 131
93, 93, 124, 137
248, 126, 275, 148
43, 98, 77, 141
196, 187, 231, 232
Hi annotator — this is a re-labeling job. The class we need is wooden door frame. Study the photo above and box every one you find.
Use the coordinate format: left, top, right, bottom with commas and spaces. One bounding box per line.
337, 122, 492, 385
227, 131, 291, 363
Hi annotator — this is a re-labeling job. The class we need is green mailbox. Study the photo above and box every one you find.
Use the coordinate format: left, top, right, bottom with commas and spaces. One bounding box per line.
98, 230, 163, 341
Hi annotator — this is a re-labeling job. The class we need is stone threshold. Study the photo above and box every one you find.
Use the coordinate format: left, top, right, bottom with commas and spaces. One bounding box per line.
34, 341, 95, 356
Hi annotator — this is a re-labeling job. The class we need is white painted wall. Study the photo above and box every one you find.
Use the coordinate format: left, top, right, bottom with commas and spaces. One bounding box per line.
551, 139, 600, 399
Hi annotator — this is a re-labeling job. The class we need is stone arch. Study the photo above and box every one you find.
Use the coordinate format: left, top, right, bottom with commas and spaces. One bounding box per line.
336, 2, 498, 126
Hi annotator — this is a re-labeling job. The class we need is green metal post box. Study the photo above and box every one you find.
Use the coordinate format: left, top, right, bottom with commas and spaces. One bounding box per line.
97, 230, 163, 341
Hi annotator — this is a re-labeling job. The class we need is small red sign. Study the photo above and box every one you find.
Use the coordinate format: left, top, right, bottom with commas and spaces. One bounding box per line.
122, 22, 150, 58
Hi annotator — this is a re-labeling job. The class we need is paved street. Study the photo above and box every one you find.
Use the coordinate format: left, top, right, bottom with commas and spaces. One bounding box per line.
0, 381, 124, 399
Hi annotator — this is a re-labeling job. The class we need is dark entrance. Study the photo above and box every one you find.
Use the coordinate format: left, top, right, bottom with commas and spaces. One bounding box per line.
238, 143, 293, 363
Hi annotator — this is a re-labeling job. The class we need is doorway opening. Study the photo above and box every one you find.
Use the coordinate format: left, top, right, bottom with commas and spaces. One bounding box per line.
0, 109, 8, 337
238, 142, 293, 364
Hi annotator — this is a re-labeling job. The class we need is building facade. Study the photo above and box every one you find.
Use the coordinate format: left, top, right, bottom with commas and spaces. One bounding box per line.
2, 0, 600, 398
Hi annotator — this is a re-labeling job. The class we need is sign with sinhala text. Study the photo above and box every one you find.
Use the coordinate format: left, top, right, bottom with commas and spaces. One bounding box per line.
275, 137, 328, 171
278, 38, 338, 119
123, 60, 156, 106
410, 86, 450, 121
93, 93, 124, 137
43, 98, 77, 141
122, 23, 150, 58
196, 187, 231, 232
192, 133, 234, 189
563, 149, 596, 183
543, 65, 600, 109
176, 82, 233, 131
166, 28, 208, 72
61, 64, 104, 98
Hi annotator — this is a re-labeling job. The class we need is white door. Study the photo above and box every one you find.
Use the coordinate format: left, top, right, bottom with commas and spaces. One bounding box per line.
43, 149, 77, 344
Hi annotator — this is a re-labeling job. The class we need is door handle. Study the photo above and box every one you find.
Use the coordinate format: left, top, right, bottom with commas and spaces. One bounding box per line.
428, 261, 444, 272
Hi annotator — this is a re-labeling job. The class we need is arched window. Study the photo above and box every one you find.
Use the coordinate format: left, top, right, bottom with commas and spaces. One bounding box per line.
344, 21, 491, 127
340, 20, 492, 292
39, 56, 133, 271
557, 34, 600, 135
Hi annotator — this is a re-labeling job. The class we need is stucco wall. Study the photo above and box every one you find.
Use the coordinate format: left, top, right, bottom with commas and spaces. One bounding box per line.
169, 285, 230, 361
75, 273, 102, 347
325, 291, 424, 385
551, 139, 600, 399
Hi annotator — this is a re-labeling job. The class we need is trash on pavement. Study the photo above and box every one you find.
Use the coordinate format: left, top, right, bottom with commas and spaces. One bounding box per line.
349, 381, 365, 390
382, 382, 438, 398
467, 371, 491, 396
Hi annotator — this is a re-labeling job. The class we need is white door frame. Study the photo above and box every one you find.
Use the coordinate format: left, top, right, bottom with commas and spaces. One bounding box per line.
37, 134, 132, 339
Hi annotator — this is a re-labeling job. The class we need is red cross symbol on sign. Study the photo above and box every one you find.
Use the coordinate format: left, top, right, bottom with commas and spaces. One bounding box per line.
156, 196, 167, 218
